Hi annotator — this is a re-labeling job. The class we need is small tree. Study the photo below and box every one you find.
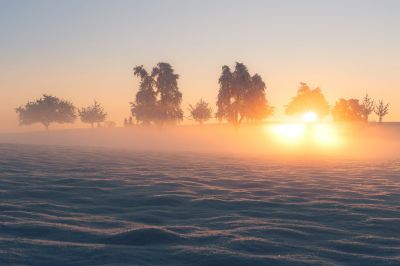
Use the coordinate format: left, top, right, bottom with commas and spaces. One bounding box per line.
188, 99, 212, 125
79, 101, 107, 128
332, 98, 364, 123
361, 94, 374, 122
374, 100, 389, 123
285, 82, 330, 119
16, 94, 76, 130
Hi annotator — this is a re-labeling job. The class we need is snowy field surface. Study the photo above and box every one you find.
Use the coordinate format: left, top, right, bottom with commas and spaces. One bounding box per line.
0, 144, 399, 265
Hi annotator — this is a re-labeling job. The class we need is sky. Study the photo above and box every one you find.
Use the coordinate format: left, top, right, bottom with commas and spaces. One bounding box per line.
0, 0, 399, 132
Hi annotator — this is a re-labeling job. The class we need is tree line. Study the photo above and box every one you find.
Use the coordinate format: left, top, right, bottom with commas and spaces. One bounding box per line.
15, 62, 390, 130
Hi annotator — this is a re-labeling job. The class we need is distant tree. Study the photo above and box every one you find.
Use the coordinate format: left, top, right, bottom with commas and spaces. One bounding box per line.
152, 62, 183, 124
216, 65, 234, 123
374, 100, 389, 123
216, 62, 273, 126
361, 94, 374, 122
189, 99, 212, 125
285, 83, 330, 119
131, 63, 183, 126
242, 74, 274, 122
332, 98, 364, 123
131, 65, 158, 125
15, 94, 76, 130
79, 101, 107, 128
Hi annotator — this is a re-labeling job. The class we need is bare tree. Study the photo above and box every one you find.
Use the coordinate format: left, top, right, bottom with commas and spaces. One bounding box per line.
361, 94, 374, 122
374, 100, 389, 123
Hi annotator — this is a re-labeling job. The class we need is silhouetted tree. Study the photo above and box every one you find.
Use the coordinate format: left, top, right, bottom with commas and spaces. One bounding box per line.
189, 99, 212, 125
332, 98, 364, 122
374, 100, 389, 123
216, 65, 234, 123
285, 83, 330, 119
216, 62, 273, 126
152, 62, 183, 124
79, 101, 107, 128
131, 63, 183, 125
131, 65, 158, 125
15, 94, 76, 130
361, 94, 374, 122
242, 74, 274, 122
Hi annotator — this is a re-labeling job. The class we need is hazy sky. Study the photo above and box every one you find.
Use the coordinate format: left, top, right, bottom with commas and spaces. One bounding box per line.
1, 0, 399, 132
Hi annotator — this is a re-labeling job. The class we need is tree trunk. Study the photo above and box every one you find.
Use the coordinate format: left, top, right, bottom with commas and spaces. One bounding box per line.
379, 116, 382, 123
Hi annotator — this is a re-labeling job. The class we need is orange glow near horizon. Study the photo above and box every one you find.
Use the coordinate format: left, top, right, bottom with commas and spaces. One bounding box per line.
267, 122, 343, 149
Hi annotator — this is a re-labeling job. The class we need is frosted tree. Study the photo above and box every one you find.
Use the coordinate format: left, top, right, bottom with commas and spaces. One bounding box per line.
189, 99, 212, 125
361, 94, 374, 122
131, 63, 183, 125
79, 101, 107, 128
332, 98, 364, 122
152, 62, 183, 124
285, 83, 330, 118
131, 65, 157, 125
16, 94, 76, 130
374, 100, 389, 123
216, 62, 273, 126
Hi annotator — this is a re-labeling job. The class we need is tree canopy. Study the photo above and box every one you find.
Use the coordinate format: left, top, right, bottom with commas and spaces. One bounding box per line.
332, 98, 364, 123
79, 101, 107, 128
189, 99, 212, 125
131, 63, 183, 125
131, 66, 158, 125
15, 94, 76, 130
216, 62, 273, 126
285, 83, 330, 118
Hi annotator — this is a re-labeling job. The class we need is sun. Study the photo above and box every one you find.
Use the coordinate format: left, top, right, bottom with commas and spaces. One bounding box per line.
302, 112, 318, 123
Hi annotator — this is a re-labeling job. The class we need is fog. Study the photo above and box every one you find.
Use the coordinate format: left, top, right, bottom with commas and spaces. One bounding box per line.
0, 123, 399, 160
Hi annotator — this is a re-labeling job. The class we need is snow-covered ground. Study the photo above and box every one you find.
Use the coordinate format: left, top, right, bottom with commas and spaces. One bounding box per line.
0, 144, 399, 265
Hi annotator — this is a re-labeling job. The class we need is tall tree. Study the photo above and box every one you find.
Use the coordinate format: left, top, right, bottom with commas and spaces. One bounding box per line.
131, 63, 183, 125
131, 65, 157, 125
374, 100, 389, 123
216, 65, 234, 123
15, 94, 76, 130
152, 63, 183, 124
79, 101, 107, 128
332, 98, 364, 123
188, 99, 212, 125
285, 83, 330, 119
361, 93, 374, 122
242, 74, 274, 122
216, 62, 273, 126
